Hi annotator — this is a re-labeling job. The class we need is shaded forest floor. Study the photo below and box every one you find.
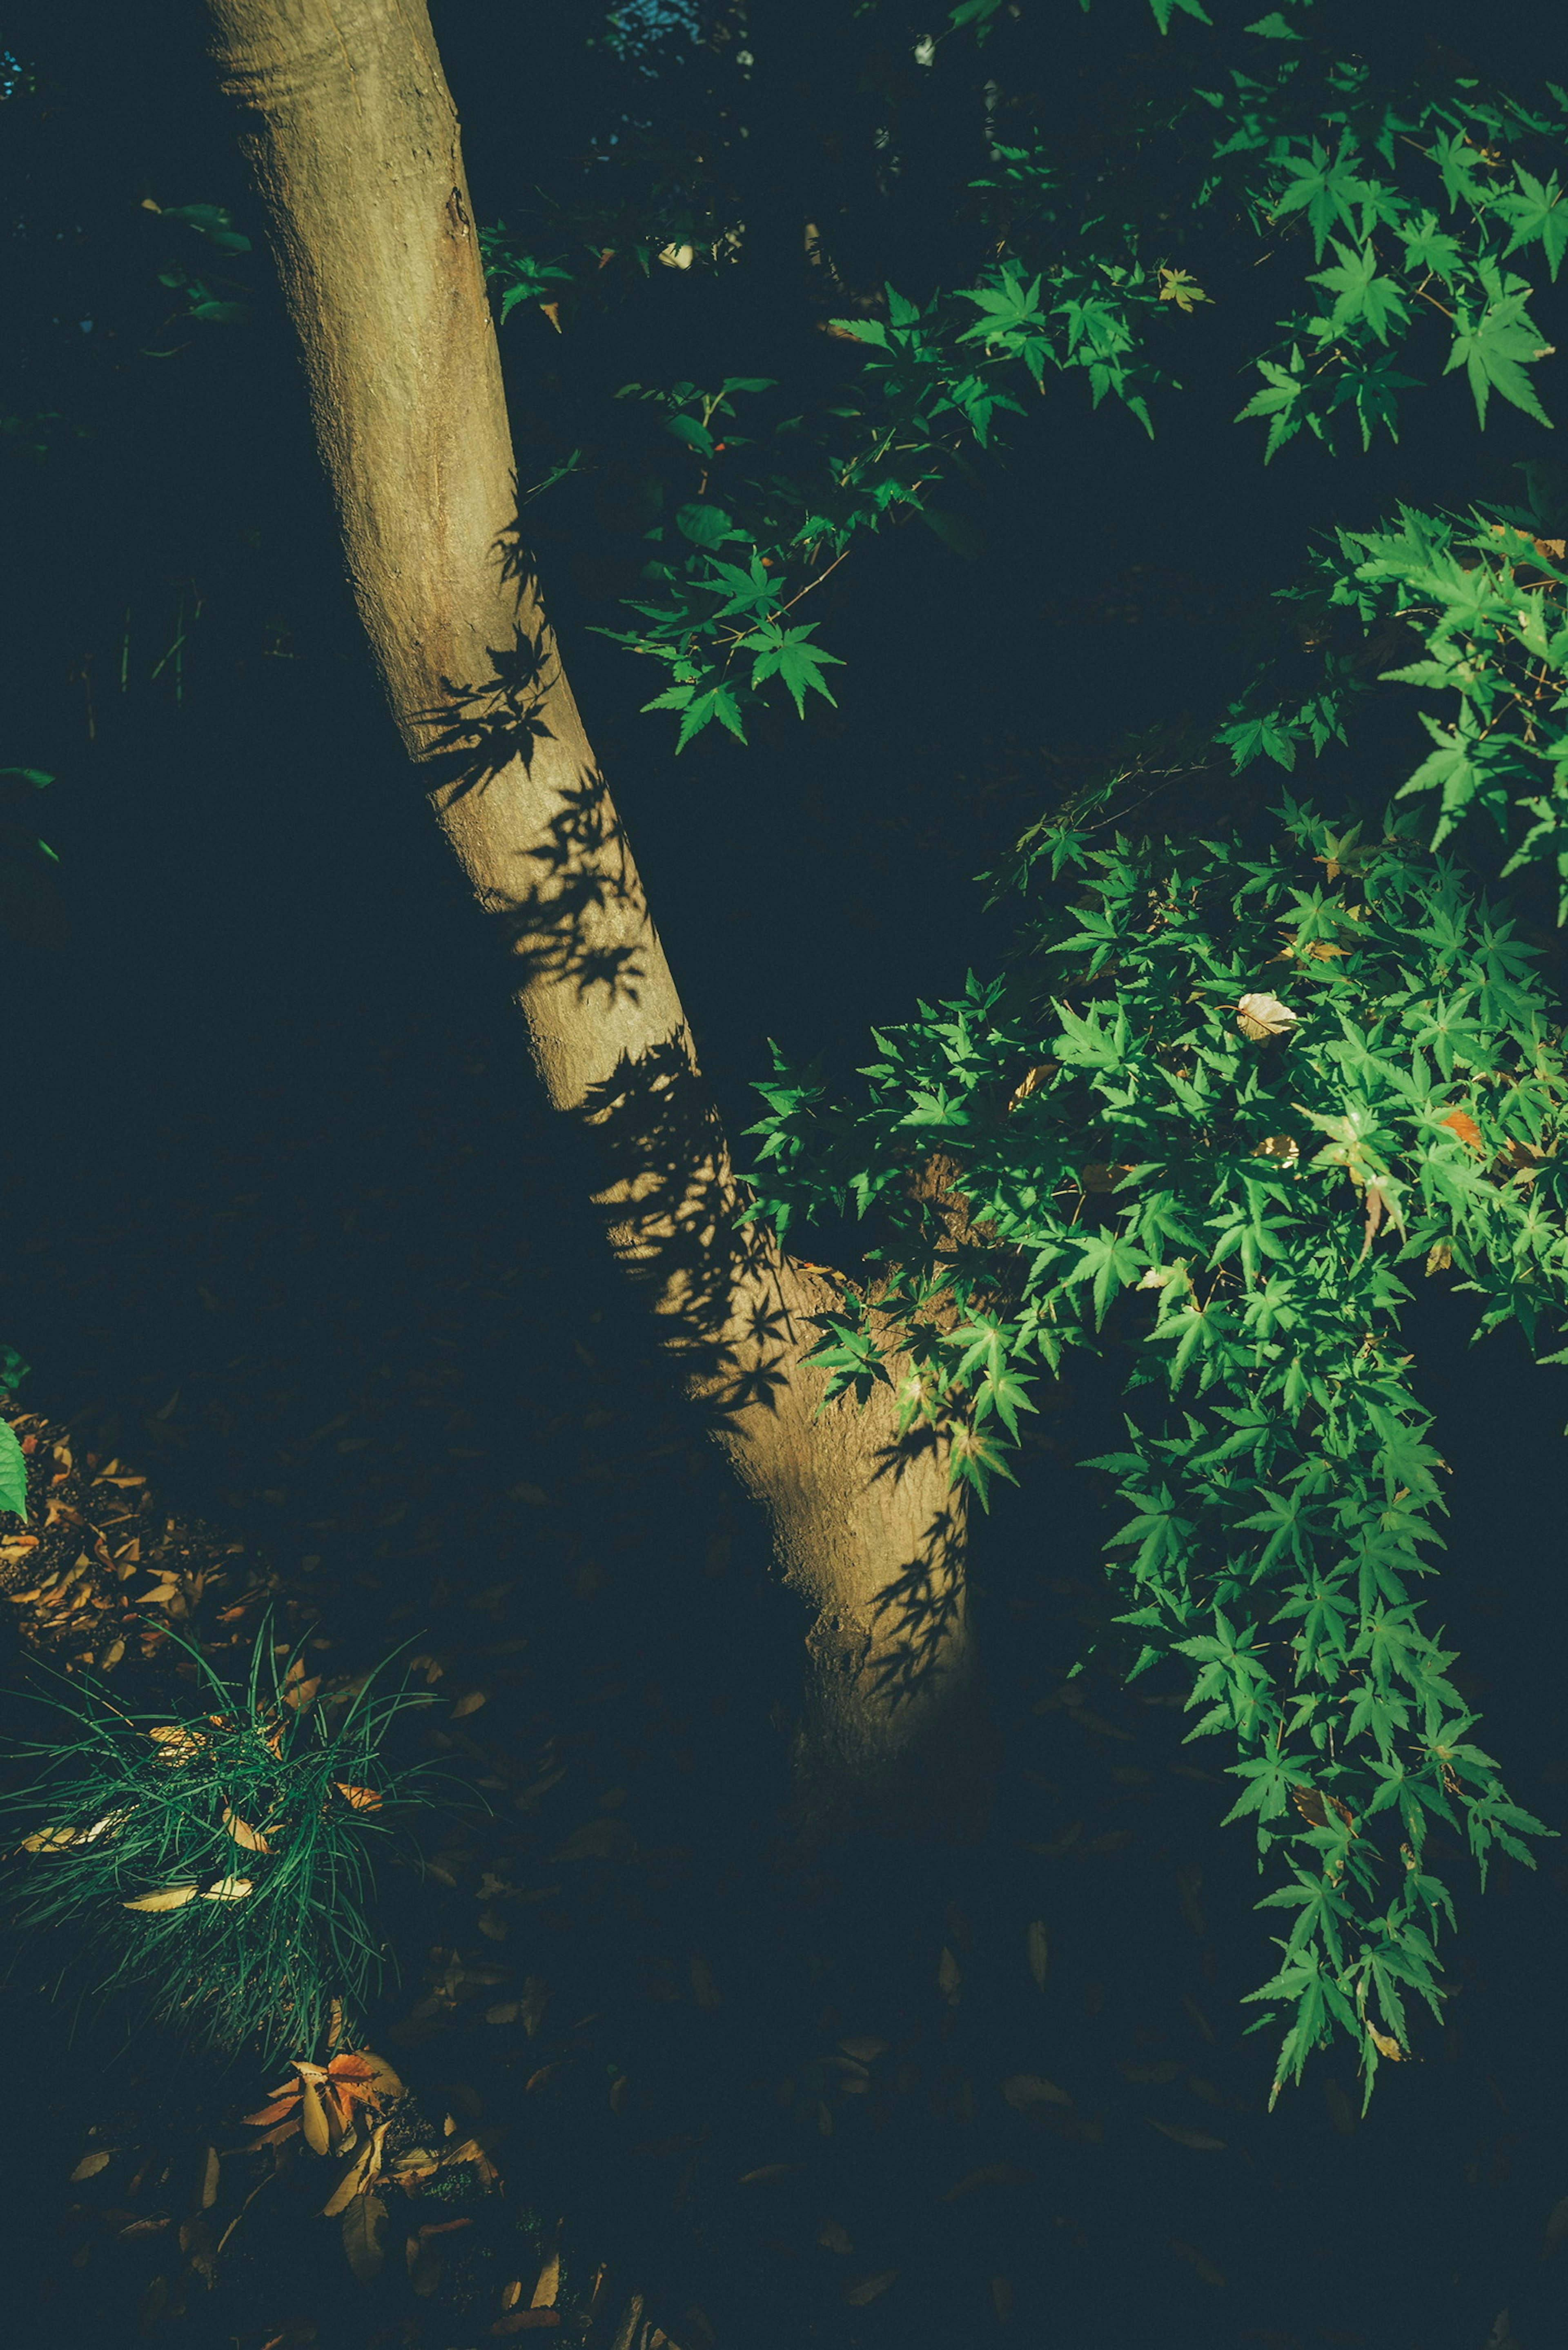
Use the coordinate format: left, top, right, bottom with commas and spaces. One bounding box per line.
3, 620, 1568, 2350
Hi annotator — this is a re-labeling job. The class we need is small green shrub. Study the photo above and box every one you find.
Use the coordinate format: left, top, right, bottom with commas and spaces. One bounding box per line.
1, 1625, 445, 2059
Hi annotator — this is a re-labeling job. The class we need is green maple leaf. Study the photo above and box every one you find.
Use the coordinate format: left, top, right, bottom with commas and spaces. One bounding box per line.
1496, 165, 1568, 281
1272, 137, 1379, 260
1147, 0, 1212, 29
1396, 210, 1466, 285
1236, 351, 1314, 460
1444, 287, 1555, 428
645, 680, 747, 750
740, 621, 844, 716
705, 553, 784, 620
1309, 239, 1410, 343
0, 1418, 27, 1517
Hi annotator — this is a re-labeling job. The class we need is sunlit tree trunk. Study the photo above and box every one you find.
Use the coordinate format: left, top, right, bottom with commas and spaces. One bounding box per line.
202, 0, 969, 1788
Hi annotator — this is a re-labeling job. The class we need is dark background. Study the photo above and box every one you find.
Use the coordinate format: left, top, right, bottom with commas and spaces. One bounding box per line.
2, 5, 1568, 2346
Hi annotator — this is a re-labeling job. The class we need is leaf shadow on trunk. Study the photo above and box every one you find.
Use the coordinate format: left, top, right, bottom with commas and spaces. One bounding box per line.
404, 551, 973, 1792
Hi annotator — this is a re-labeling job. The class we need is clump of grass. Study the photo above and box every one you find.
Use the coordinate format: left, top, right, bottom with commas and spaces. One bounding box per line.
0, 1623, 445, 2059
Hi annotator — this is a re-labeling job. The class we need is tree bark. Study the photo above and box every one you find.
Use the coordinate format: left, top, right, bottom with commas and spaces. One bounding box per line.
202, 0, 968, 1787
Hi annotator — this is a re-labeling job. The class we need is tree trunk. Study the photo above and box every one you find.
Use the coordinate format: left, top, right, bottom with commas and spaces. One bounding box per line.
202, 0, 968, 1787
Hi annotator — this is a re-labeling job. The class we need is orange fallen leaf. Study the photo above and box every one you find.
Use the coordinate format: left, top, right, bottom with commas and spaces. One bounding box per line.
246, 2117, 303, 2150
452, 1691, 487, 1720
242, 2105, 301, 2143
327, 2053, 377, 2084
335, 1782, 383, 1811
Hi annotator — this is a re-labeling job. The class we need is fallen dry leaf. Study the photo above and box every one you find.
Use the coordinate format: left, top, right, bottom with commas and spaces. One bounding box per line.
342, 2188, 388, 2281
221, 1806, 271, 1853
335, 1782, 382, 1811
123, 1884, 199, 1912
1236, 991, 1298, 1042
1002, 2073, 1071, 2110
70, 2150, 112, 2181
1149, 2120, 1226, 2151
322, 2140, 377, 2217
242, 2093, 301, 2128
299, 2076, 332, 2157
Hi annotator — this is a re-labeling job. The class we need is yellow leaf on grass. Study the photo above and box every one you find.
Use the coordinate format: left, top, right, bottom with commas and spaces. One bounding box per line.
1368, 2027, 1404, 2061
452, 1690, 487, 1719
200, 2146, 220, 2210
1002, 2074, 1071, 2110
22, 1824, 82, 1852
201, 1876, 254, 1902
530, 2251, 560, 2309
70, 2150, 112, 2181
148, 1724, 206, 1764
501, 2279, 523, 2310
846, 2272, 896, 2306
221, 1806, 271, 1853
123, 1884, 199, 1912
336, 1782, 383, 1811
1026, 1919, 1049, 1992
